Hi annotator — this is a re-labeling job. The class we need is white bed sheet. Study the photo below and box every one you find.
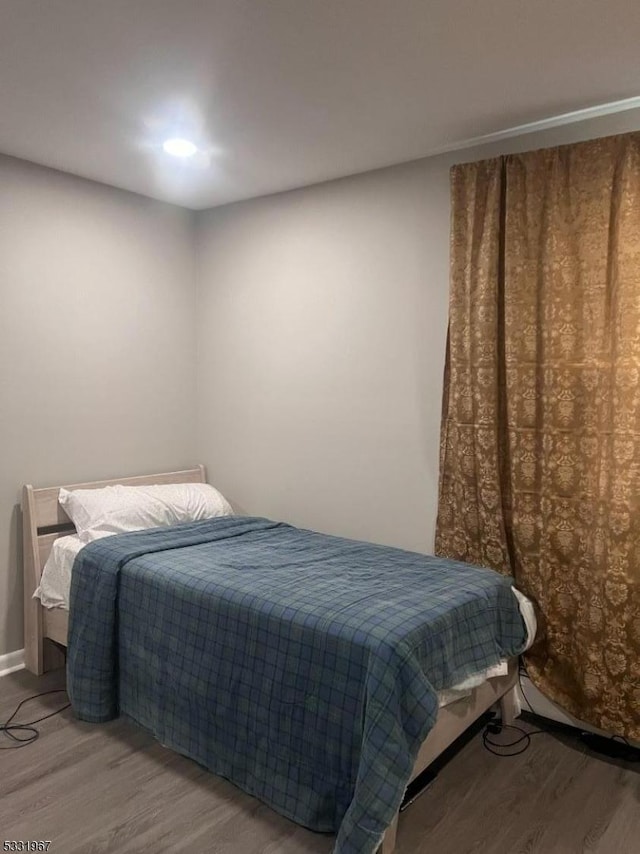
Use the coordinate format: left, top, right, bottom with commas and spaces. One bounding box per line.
35, 534, 536, 709
35, 533, 93, 610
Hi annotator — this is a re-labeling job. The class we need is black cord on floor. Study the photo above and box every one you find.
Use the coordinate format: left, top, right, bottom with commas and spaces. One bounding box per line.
479, 660, 545, 756
0, 689, 70, 749
580, 731, 640, 763
482, 720, 546, 757
502, 662, 640, 763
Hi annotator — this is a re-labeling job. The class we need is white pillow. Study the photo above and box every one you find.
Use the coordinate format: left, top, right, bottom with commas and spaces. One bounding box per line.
59, 482, 233, 542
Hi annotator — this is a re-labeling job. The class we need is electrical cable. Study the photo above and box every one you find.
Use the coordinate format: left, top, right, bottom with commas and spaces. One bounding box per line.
0, 689, 70, 749
479, 660, 544, 756
580, 731, 639, 762
615, 738, 639, 762
517, 662, 535, 714
482, 720, 546, 756
497, 662, 640, 763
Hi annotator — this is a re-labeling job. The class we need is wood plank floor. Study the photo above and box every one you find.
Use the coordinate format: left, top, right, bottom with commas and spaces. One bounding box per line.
1, 669, 638, 853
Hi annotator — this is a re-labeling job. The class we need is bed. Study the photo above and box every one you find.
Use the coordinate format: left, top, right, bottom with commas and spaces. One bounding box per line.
23, 467, 531, 854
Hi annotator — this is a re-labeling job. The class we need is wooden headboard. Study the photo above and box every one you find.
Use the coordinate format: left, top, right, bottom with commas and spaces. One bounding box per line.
22, 465, 206, 674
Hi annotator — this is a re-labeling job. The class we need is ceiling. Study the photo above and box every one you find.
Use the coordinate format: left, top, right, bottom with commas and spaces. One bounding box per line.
1, 0, 639, 210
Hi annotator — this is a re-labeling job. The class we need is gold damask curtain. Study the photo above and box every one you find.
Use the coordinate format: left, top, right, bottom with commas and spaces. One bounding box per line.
436, 134, 640, 740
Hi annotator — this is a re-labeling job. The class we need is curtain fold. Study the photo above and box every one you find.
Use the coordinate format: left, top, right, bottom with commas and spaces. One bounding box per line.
436, 133, 640, 739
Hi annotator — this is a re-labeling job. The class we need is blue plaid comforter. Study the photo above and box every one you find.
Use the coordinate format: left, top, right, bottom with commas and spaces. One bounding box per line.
67, 517, 527, 853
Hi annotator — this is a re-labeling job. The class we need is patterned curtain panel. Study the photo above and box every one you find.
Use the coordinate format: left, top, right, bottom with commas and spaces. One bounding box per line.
436, 134, 640, 740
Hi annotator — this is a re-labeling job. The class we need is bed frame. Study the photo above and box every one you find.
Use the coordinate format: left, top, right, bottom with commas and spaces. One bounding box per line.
21, 465, 519, 854
22, 465, 207, 674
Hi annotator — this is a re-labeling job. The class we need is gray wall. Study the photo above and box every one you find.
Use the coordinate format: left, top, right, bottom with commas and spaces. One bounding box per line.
4, 106, 640, 659
195, 108, 640, 553
0, 155, 197, 657
195, 158, 449, 552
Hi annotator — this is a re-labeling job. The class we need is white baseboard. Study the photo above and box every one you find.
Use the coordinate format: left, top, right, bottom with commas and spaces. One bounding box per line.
0, 648, 25, 678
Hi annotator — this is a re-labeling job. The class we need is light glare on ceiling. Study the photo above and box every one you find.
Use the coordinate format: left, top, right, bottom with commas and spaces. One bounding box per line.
163, 138, 198, 157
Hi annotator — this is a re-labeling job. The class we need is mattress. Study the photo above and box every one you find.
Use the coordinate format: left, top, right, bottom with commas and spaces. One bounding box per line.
37, 531, 536, 711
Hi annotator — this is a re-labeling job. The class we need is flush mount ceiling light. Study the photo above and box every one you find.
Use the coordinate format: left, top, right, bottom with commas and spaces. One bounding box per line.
162, 138, 198, 157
